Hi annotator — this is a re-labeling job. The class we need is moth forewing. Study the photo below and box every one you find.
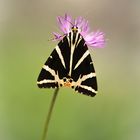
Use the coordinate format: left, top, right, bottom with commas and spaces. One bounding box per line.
37, 30, 98, 97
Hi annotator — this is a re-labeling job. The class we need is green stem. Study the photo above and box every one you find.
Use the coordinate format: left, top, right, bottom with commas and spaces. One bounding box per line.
41, 88, 59, 140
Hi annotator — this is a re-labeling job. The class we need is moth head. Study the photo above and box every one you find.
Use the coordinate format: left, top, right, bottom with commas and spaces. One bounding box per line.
71, 26, 81, 33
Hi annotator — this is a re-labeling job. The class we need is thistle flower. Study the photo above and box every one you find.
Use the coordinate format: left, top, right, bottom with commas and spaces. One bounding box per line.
53, 14, 105, 48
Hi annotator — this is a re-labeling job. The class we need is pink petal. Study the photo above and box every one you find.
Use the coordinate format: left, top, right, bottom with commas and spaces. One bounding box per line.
52, 32, 63, 41
85, 31, 105, 48
57, 14, 72, 34
53, 14, 106, 48
75, 16, 83, 26
81, 21, 89, 36
75, 17, 90, 36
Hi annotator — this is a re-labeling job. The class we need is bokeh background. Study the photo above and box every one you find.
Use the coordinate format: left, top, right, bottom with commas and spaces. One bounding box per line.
1, 0, 140, 140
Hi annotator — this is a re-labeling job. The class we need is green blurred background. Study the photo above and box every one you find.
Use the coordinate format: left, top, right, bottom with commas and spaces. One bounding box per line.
0, 0, 140, 140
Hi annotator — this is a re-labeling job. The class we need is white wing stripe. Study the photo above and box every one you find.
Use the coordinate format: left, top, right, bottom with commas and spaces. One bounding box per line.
67, 35, 70, 46
76, 36, 82, 48
79, 85, 97, 94
43, 65, 56, 77
55, 45, 66, 68
43, 65, 60, 82
80, 73, 96, 82
69, 44, 75, 76
76, 72, 96, 86
37, 79, 56, 84
74, 50, 90, 70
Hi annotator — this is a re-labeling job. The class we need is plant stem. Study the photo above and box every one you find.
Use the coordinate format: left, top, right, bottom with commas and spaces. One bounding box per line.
41, 88, 59, 140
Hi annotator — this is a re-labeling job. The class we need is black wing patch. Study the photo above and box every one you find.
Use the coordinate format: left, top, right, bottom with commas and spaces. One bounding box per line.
37, 32, 97, 97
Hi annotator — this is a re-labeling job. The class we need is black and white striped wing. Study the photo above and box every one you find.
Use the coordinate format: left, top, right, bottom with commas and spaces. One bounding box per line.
71, 36, 97, 97
37, 36, 69, 88
37, 33, 97, 97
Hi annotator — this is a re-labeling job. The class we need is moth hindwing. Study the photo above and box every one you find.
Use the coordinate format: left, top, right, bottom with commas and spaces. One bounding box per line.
37, 31, 98, 97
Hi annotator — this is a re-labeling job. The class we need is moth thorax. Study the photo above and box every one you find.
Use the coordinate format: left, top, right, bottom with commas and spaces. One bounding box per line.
62, 77, 74, 88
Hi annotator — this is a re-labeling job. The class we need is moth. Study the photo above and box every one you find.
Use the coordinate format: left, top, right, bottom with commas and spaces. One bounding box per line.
37, 14, 105, 97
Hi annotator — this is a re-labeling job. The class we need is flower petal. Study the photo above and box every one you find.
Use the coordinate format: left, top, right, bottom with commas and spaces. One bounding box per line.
75, 17, 90, 36
52, 32, 63, 41
53, 14, 106, 48
81, 21, 90, 36
57, 14, 72, 34
75, 16, 83, 26
85, 31, 105, 48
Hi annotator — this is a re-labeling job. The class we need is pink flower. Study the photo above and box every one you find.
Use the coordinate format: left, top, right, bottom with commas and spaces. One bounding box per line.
52, 32, 63, 41
53, 14, 105, 48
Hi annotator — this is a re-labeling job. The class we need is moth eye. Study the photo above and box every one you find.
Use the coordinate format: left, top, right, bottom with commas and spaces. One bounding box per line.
63, 77, 67, 82
60, 84, 63, 87
71, 86, 74, 89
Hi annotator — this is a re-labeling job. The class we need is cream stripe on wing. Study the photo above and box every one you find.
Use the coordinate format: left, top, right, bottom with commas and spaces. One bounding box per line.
76, 73, 96, 86
69, 44, 75, 76
76, 36, 82, 48
79, 85, 97, 94
37, 79, 55, 84
67, 34, 70, 47
55, 45, 66, 69
74, 50, 90, 70
69, 32, 75, 76
74, 32, 79, 46
80, 72, 96, 82
43, 65, 60, 82
43, 65, 56, 77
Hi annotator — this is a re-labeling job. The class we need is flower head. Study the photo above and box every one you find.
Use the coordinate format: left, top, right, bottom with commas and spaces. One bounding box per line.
53, 14, 105, 48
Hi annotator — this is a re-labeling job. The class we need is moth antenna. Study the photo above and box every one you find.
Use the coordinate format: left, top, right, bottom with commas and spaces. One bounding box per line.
63, 17, 74, 27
